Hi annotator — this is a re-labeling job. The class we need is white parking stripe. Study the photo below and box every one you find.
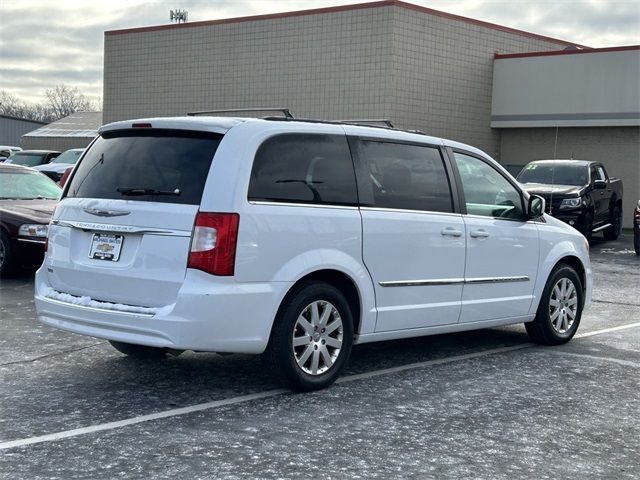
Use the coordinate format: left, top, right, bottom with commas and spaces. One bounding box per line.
574, 321, 640, 338
2, 321, 640, 451
546, 351, 640, 368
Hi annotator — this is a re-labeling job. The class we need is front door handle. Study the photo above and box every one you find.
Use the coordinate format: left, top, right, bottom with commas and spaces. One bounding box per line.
441, 227, 463, 237
470, 229, 490, 238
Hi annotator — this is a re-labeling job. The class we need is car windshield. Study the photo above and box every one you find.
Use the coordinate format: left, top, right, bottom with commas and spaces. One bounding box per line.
52, 150, 83, 164
0, 171, 62, 199
8, 153, 46, 167
517, 164, 588, 187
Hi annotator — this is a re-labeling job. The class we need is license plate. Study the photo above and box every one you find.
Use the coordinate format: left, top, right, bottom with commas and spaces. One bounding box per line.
89, 233, 123, 261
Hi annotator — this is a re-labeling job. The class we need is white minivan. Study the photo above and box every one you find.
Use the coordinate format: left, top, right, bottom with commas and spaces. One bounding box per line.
35, 117, 592, 391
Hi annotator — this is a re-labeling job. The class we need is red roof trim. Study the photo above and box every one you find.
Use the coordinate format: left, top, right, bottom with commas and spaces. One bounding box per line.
105, 0, 582, 47
495, 44, 640, 59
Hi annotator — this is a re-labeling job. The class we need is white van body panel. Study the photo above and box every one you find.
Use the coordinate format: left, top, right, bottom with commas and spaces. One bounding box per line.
533, 214, 592, 312
34, 116, 592, 354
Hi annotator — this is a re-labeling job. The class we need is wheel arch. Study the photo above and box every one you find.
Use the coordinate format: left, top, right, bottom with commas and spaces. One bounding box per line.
554, 255, 587, 296
280, 269, 364, 335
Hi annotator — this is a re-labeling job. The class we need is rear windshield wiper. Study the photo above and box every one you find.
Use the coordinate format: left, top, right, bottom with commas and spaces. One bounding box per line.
116, 187, 181, 196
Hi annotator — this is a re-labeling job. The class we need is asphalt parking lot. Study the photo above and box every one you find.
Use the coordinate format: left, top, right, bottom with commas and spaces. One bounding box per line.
1, 234, 639, 479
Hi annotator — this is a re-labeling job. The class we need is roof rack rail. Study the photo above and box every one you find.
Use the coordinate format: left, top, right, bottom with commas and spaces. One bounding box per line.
187, 107, 294, 119
338, 119, 395, 128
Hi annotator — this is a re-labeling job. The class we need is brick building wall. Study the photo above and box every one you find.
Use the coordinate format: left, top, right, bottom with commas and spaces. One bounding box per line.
103, 2, 575, 157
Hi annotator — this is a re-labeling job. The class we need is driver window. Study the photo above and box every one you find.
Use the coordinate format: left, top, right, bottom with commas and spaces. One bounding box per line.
453, 152, 524, 219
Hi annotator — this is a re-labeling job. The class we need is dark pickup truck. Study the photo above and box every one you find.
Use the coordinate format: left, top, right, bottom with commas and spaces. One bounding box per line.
517, 160, 623, 241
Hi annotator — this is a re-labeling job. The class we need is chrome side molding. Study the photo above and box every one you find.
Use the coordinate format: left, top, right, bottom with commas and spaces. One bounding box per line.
380, 276, 530, 287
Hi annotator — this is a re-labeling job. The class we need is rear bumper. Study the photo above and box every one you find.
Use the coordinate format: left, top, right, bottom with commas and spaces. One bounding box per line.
35, 268, 292, 354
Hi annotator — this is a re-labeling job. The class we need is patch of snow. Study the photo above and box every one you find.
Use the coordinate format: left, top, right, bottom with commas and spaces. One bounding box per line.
599, 248, 637, 255
42, 287, 158, 315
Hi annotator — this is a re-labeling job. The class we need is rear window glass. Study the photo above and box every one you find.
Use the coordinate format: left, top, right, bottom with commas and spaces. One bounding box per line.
66, 130, 222, 205
248, 133, 357, 206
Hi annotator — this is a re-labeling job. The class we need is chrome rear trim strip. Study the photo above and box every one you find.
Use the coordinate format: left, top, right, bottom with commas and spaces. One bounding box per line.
380, 278, 465, 287
465, 276, 530, 284
51, 220, 191, 237
380, 276, 529, 287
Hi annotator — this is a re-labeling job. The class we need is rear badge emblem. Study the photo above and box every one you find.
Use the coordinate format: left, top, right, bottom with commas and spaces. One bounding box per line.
83, 207, 130, 217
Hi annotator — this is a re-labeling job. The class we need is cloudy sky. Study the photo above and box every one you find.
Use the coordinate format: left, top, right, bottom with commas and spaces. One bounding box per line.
1, 0, 639, 105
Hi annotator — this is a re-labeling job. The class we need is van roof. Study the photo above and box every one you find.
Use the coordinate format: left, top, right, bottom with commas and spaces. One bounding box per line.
99, 116, 490, 160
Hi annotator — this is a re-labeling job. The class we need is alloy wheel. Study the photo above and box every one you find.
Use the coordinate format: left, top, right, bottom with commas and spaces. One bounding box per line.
549, 278, 578, 334
292, 300, 344, 375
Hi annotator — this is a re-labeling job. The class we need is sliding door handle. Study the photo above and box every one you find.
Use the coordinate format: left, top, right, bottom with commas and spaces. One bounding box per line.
470, 229, 490, 238
441, 227, 463, 237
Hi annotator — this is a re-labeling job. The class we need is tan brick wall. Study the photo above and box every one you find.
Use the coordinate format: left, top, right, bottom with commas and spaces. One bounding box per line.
103, 4, 569, 156
388, 8, 565, 157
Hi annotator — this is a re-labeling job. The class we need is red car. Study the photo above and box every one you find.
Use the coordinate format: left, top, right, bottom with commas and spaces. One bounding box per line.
0, 164, 61, 276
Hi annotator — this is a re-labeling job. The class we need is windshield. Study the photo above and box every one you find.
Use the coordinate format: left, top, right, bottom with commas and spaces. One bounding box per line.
517, 163, 588, 187
8, 153, 46, 167
0, 171, 62, 199
52, 149, 83, 164
67, 130, 222, 205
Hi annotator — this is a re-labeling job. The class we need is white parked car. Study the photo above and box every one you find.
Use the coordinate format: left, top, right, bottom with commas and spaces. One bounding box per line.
33, 148, 84, 183
0, 145, 22, 162
35, 117, 592, 391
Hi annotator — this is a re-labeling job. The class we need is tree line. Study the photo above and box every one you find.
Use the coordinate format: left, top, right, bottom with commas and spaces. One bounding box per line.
0, 85, 100, 124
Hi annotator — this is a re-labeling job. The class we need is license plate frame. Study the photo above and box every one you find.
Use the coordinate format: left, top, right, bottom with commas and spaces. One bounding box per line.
89, 233, 124, 262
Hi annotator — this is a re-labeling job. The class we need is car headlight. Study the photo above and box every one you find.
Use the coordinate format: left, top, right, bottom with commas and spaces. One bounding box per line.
18, 224, 48, 238
560, 198, 582, 208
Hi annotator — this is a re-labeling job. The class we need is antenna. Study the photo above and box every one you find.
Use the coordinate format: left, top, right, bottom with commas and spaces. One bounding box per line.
550, 126, 559, 215
170, 9, 188, 23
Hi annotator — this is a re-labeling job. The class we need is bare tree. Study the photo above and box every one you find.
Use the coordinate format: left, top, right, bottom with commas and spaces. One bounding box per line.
45, 84, 94, 120
0, 90, 54, 122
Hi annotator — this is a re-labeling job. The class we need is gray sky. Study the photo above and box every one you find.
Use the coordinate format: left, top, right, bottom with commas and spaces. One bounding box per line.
1, 0, 639, 104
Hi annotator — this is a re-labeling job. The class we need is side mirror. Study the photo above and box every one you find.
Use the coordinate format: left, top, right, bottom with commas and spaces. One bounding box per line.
593, 180, 606, 190
528, 195, 545, 218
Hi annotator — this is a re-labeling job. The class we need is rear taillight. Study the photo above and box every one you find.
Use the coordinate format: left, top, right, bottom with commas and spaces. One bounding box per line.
59, 166, 73, 187
187, 212, 239, 276
45, 206, 57, 254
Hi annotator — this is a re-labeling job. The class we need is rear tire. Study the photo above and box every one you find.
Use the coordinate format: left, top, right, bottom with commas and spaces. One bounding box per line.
634, 230, 640, 256
262, 281, 354, 392
525, 264, 583, 345
603, 206, 622, 241
109, 341, 168, 359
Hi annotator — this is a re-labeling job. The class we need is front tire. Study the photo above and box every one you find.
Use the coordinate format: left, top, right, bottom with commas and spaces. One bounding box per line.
580, 211, 593, 243
634, 230, 640, 256
525, 264, 583, 345
109, 341, 168, 359
0, 230, 15, 277
262, 281, 354, 392
603, 206, 621, 241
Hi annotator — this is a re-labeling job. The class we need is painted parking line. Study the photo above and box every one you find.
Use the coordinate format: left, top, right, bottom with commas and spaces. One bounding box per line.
546, 351, 640, 368
2, 321, 640, 451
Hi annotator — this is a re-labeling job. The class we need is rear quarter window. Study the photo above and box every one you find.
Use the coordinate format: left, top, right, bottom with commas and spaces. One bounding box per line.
248, 133, 358, 206
66, 130, 222, 205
